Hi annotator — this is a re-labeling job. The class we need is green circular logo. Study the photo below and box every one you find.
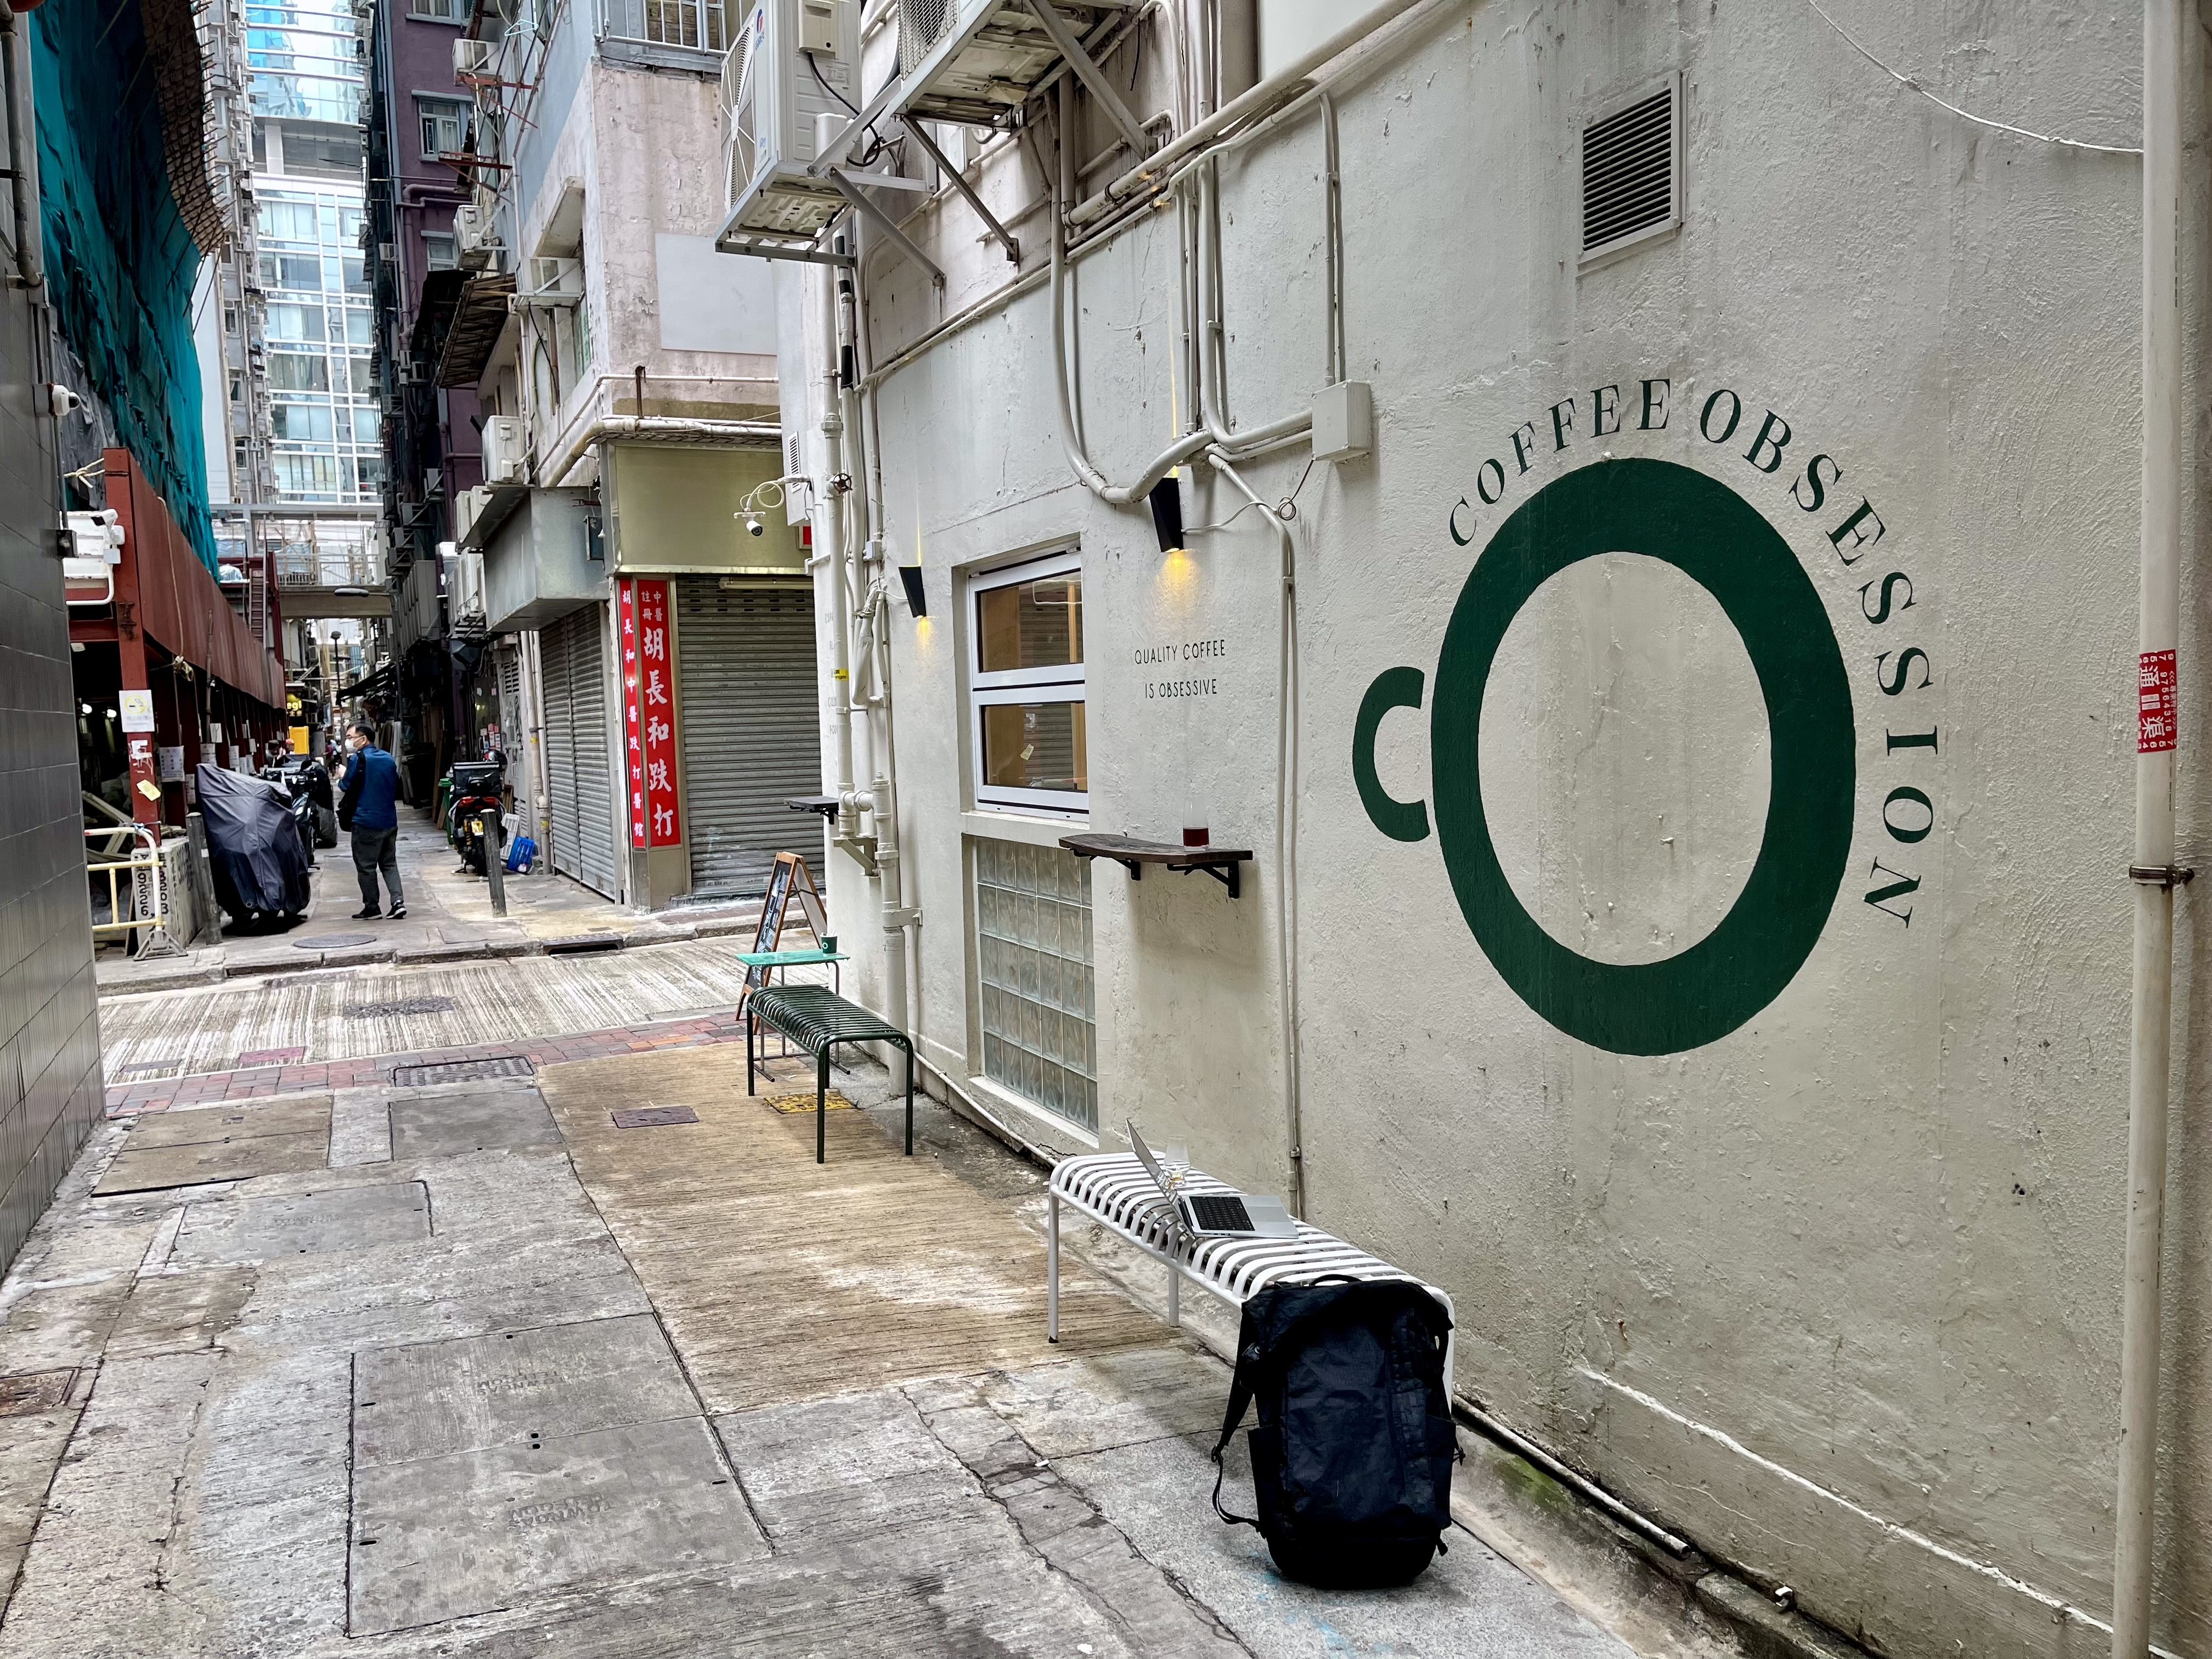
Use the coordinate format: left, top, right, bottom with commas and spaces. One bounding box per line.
1363, 458, 1857, 1055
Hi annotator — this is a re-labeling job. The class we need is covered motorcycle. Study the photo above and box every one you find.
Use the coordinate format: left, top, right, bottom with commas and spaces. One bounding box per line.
197, 764, 312, 923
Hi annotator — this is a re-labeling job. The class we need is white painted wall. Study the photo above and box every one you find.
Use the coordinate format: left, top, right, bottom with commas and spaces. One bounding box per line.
803, 4, 2205, 1656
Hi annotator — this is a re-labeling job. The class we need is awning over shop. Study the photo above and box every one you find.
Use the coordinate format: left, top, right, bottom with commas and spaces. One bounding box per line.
102, 448, 286, 709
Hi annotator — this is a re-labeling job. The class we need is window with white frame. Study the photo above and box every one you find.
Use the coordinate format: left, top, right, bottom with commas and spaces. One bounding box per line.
422, 231, 458, 270
968, 550, 1085, 815
417, 95, 470, 159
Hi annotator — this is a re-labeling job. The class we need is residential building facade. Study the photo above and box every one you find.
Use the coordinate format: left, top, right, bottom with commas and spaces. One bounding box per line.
419, 0, 816, 907
733, 3, 2210, 1656
364, 0, 480, 787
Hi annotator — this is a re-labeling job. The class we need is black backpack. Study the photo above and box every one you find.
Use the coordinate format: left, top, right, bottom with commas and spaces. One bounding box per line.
1211, 1277, 1460, 1589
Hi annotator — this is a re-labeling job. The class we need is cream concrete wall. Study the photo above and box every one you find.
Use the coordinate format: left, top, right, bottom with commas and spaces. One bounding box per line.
812, 3, 2209, 1655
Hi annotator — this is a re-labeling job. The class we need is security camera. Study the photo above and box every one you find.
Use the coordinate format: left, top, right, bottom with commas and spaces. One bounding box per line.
44, 384, 80, 420
744, 513, 765, 538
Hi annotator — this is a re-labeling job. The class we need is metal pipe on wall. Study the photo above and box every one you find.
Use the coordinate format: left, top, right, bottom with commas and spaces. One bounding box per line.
2112, 2, 2187, 1654
1, 5, 42, 294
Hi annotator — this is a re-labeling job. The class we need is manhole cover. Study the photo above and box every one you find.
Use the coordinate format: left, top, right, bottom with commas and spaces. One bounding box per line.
345, 997, 457, 1020
391, 1056, 534, 1087
611, 1105, 698, 1129
299, 933, 375, 949
0, 1370, 75, 1418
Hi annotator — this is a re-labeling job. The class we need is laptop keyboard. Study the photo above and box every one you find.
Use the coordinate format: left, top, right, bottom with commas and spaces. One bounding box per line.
1185, 1194, 1255, 1233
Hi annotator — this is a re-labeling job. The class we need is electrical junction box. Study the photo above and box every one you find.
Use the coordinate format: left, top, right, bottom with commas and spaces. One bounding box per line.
799, 0, 838, 52
1312, 380, 1373, 463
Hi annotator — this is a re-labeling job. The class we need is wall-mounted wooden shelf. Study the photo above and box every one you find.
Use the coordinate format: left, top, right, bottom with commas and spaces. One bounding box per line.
1059, 834, 1252, 900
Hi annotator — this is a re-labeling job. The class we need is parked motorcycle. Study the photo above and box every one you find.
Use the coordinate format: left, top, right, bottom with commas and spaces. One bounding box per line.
269, 754, 338, 848
258, 761, 323, 866
448, 759, 506, 877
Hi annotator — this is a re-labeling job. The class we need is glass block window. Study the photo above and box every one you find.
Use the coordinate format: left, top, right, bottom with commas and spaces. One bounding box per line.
976, 839, 1097, 1131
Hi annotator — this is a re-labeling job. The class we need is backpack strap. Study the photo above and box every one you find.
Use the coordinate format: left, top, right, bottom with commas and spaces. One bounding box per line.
1210, 1336, 1262, 1528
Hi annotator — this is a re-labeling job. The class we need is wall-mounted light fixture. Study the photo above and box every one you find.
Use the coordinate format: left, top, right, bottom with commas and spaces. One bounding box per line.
1147, 476, 1185, 555
898, 565, 928, 619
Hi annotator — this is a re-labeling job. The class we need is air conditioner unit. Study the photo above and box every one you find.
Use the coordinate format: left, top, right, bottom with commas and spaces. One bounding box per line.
452, 551, 488, 633
524, 256, 583, 302
65, 509, 126, 563
482, 415, 527, 486
716, 0, 858, 252
377, 241, 396, 263
894, 0, 1122, 127
454, 37, 496, 77
455, 204, 500, 271
454, 485, 490, 544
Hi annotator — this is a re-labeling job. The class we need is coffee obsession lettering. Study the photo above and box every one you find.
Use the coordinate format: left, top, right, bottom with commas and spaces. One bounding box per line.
1358, 375, 1937, 1055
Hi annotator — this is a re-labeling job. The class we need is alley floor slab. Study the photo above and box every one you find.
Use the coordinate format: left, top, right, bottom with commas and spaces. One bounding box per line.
348, 1415, 763, 1634
386, 1089, 561, 1159
171, 1181, 431, 1263
351, 1314, 697, 1466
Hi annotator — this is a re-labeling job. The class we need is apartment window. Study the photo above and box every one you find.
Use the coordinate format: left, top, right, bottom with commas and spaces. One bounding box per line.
259, 251, 324, 291
223, 304, 241, 336
975, 839, 1097, 1131
417, 95, 471, 159
411, 0, 465, 18
265, 302, 326, 341
267, 351, 329, 392
969, 550, 1085, 814
422, 232, 458, 270
228, 372, 245, 404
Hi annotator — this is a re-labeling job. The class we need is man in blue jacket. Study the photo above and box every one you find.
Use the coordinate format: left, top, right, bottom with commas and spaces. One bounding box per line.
337, 723, 406, 920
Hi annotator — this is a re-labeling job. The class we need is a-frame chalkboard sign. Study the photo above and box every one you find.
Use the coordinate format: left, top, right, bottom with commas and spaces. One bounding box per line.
738, 851, 830, 1008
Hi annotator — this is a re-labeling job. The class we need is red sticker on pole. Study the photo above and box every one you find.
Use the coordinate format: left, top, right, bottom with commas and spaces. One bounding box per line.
2139, 649, 2179, 754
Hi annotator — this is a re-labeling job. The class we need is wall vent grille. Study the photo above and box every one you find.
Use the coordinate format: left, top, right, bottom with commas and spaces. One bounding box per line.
1581, 82, 1677, 258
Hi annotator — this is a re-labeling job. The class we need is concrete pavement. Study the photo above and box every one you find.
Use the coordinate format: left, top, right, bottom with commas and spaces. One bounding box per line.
18, 911, 1767, 1656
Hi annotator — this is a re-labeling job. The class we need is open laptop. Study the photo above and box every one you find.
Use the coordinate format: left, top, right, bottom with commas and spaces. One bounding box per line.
1127, 1120, 1299, 1239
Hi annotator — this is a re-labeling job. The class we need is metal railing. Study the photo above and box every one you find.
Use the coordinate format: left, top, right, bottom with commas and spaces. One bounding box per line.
273, 544, 384, 588
84, 825, 180, 956
599, 0, 726, 53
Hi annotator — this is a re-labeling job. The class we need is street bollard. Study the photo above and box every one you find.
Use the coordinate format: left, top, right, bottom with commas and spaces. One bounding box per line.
479, 817, 507, 917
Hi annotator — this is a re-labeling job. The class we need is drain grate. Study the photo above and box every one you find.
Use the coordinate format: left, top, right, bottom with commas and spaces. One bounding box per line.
0, 1369, 76, 1418
611, 1105, 699, 1129
390, 1056, 534, 1087
345, 997, 457, 1020
765, 1091, 856, 1115
298, 933, 375, 949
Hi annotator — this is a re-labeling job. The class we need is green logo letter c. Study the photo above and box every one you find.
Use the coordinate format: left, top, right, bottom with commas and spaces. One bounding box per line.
1354, 666, 1430, 843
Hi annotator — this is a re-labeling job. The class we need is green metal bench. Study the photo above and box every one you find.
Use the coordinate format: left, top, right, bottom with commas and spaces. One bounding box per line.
744, 984, 915, 1164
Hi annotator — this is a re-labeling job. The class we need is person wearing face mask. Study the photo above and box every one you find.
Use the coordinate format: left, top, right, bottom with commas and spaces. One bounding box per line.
337, 722, 405, 920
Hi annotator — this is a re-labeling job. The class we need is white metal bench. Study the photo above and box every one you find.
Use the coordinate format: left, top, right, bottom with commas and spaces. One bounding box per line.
1046, 1153, 1455, 1391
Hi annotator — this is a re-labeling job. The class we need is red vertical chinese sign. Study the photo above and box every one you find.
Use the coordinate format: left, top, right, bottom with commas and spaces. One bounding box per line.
618, 579, 681, 848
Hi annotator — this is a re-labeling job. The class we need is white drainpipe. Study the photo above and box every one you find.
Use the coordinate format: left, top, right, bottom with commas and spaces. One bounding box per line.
2111, 3, 2186, 1655
812, 136, 859, 847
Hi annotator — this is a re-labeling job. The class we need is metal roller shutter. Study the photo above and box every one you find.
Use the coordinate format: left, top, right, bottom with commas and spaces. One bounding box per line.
676, 581, 822, 898
540, 605, 619, 898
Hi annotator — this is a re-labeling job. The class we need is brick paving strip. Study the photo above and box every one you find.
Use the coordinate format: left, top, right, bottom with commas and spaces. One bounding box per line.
105, 1011, 753, 1115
